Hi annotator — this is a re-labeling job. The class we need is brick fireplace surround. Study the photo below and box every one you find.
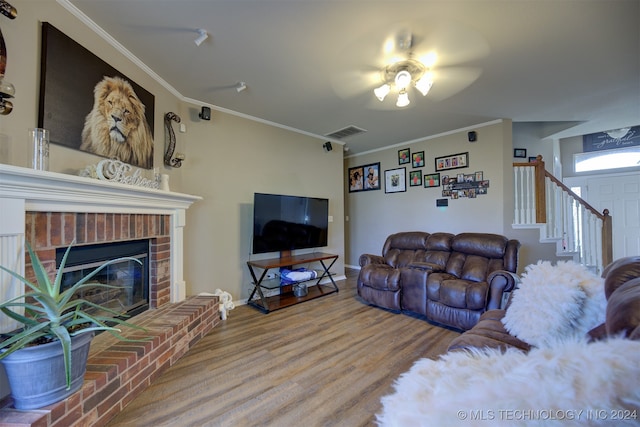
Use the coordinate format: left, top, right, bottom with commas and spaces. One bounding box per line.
0, 164, 217, 426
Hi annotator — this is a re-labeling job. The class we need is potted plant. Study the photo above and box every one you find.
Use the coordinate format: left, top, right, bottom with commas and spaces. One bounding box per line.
0, 241, 148, 410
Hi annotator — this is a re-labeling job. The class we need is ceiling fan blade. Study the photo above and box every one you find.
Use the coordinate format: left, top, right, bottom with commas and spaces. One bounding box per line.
330, 69, 381, 100
411, 21, 490, 67
427, 67, 483, 101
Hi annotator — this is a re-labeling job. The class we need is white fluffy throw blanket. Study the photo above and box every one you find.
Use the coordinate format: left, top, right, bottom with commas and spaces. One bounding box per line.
502, 260, 606, 348
377, 338, 640, 427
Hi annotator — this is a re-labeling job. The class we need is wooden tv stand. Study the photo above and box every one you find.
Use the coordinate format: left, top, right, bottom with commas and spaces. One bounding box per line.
246, 252, 339, 313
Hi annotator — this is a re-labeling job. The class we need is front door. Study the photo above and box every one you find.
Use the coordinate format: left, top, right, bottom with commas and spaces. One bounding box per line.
566, 172, 640, 260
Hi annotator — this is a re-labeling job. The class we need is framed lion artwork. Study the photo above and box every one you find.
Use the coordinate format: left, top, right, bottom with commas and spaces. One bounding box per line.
38, 23, 155, 169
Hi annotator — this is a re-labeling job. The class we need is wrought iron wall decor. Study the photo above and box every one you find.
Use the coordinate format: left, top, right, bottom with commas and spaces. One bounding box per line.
164, 112, 184, 168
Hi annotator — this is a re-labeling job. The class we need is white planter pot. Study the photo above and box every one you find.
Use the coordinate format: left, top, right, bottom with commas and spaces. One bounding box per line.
0, 332, 94, 410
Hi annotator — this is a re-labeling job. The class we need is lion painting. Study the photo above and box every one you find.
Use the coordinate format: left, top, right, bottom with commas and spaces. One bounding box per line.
80, 76, 154, 169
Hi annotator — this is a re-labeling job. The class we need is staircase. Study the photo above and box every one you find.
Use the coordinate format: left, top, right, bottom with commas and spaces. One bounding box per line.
513, 156, 613, 274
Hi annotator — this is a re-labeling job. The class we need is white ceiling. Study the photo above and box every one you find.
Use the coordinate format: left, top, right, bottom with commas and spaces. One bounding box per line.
66, 0, 640, 155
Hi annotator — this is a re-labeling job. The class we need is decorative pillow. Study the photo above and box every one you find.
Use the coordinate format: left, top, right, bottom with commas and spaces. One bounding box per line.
502, 260, 603, 348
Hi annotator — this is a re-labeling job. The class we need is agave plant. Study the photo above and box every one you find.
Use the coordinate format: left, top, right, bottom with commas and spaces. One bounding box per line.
0, 241, 148, 389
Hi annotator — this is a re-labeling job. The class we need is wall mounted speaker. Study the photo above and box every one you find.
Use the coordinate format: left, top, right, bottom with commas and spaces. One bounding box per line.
323, 141, 333, 152
468, 131, 477, 142
199, 106, 211, 121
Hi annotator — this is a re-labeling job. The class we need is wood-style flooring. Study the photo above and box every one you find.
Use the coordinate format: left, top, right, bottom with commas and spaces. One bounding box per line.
106, 269, 460, 427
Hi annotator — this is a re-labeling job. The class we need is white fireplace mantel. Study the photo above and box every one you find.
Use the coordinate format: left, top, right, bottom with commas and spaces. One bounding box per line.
0, 164, 202, 324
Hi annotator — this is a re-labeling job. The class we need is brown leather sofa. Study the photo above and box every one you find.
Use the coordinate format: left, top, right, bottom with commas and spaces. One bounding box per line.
357, 231, 520, 331
447, 255, 640, 352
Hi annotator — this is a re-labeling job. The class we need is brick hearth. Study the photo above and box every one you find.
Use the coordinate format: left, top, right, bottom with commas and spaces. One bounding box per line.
0, 294, 220, 427
0, 165, 205, 426
0, 212, 220, 426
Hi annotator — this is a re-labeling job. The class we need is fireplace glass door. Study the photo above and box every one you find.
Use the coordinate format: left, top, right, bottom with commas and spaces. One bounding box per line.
57, 240, 149, 319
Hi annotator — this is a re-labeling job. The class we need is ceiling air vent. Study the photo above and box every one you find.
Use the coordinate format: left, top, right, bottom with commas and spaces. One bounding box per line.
325, 125, 367, 140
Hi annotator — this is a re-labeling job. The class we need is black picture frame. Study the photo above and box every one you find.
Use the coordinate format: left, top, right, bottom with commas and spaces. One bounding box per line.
398, 148, 410, 165
385, 167, 406, 193
363, 162, 381, 191
38, 23, 155, 169
424, 173, 441, 188
412, 151, 425, 168
349, 162, 381, 192
514, 148, 527, 158
435, 152, 468, 171
348, 165, 364, 192
409, 170, 422, 187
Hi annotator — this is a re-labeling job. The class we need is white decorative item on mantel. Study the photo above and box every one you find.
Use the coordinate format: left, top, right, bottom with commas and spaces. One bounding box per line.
79, 159, 159, 189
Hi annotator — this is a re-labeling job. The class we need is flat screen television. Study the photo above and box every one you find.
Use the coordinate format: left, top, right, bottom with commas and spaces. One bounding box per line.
252, 192, 329, 255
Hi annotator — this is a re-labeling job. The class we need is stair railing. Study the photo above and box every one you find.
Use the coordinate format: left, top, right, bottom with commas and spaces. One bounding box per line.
513, 155, 612, 273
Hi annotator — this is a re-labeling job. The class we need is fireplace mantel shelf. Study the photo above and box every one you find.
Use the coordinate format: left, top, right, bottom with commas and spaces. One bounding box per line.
0, 163, 202, 213
0, 163, 201, 312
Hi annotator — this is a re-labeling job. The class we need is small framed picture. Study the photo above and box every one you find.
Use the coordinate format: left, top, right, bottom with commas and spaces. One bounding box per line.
514, 148, 527, 158
363, 162, 381, 191
409, 170, 422, 187
348, 166, 364, 192
475, 171, 483, 181
435, 152, 468, 171
385, 167, 406, 193
412, 151, 425, 168
398, 148, 410, 165
528, 156, 538, 163
424, 173, 440, 188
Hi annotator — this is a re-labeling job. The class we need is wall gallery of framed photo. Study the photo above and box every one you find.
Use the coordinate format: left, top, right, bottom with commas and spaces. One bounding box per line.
347, 149, 489, 199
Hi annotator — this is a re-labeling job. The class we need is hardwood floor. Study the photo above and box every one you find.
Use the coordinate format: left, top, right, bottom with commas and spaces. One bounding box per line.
106, 269, 460, 427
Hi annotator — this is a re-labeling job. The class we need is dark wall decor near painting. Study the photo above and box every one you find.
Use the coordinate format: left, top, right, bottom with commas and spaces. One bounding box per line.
435, 152, 468, 171
441, 171, 489, 199
38, 23, 155, 169
385, 167, 406, 193
348, 162, 380, 192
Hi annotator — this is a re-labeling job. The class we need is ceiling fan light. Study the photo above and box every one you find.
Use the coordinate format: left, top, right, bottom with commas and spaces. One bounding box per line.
374, 84, 391, 101
396, 90, 410, 107
415, 75, 433, 96
395, 70, 412, 90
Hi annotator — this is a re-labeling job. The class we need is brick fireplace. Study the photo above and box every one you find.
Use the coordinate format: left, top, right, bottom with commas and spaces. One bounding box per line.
0, 163, 202, 325
25, 211, 172, 311
0, 164, 214, 426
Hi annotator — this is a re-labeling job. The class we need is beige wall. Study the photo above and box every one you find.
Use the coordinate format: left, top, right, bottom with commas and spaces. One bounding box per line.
0, 0, 345, 301
181, 108, 345, 300
344, 120, 559, 272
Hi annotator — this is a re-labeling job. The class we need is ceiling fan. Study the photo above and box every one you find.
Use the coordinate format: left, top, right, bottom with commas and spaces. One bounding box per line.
330, 22, 489, 109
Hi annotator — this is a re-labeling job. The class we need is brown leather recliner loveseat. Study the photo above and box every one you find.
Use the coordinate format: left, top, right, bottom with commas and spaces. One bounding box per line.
357, 231, 520, 331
